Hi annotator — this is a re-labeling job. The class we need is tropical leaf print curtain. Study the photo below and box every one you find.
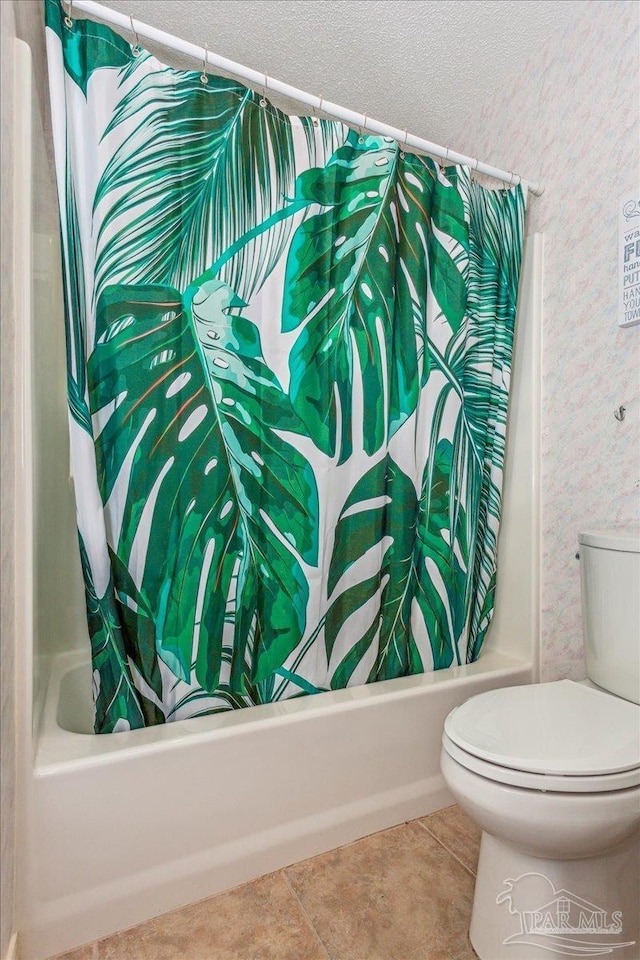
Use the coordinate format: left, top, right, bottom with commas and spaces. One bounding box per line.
45, 0, 526, 733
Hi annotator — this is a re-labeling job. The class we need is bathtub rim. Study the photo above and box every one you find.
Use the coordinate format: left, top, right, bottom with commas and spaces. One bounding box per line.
35, 647, 532, 774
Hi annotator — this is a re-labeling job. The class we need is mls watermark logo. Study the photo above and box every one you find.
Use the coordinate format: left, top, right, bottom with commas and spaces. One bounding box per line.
497, 873, 636, 956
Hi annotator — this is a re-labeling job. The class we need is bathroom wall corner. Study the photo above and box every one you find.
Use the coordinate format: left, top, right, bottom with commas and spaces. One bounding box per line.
0, 2, 18, 957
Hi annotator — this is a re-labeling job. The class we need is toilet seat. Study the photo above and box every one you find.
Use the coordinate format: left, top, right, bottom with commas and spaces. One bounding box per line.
443, 679, 640, 793
442, 732, 640, 792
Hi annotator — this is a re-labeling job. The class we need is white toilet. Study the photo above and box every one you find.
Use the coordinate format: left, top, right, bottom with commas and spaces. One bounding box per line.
441, 529, 640, 960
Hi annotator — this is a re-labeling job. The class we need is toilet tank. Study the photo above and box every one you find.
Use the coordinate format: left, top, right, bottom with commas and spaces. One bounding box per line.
579, 529, 640, 704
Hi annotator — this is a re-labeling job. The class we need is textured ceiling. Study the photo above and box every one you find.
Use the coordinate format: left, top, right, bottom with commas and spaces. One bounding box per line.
103, 0, 585, 149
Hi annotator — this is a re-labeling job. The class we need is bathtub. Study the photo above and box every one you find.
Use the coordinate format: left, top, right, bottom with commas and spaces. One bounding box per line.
23, 648, 531, 959
18, 231, 542, 960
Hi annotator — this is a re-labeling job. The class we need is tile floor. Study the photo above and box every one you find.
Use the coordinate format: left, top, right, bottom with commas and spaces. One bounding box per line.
49, 804, 481, 960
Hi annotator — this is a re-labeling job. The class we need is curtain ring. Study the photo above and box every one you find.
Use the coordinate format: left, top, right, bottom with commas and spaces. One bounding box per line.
312, 93, 323, 127
259, 74, 268, 107
358, 114, 367, 144
64, 0, 74, 28
129, 15, 142, 56
399, 129, 408, 158
502, 170, 515, 194
200, 44, 209, 84
440, 147, 450, 173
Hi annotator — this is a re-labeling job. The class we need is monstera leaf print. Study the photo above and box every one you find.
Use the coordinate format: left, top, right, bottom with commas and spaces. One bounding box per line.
323, 177, 523, 676
283, 134, 400, 463
396, 154, 468, 333
186, 278, 319, 683
90, 280, 318, 703
325, 440, 469, 683
325, 455, 422, 687
282, 134, 468, 463
47, 0, 526, 730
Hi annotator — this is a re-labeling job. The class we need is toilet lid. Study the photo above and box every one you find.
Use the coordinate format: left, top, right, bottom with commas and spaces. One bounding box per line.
444, 680, 640, 776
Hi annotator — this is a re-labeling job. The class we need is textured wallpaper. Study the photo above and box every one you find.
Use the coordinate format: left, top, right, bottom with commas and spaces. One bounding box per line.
456, 0, 640, 680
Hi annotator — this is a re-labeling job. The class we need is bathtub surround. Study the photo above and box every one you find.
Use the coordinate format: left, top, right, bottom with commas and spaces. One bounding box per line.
455, 0, 640, 681
46, 0, 525, 732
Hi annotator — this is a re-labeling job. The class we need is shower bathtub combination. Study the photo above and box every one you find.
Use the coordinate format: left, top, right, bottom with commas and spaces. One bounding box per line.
12, 37, 542, 960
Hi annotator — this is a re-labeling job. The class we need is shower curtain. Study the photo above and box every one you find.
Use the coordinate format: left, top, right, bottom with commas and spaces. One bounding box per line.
45, 0, 526, 733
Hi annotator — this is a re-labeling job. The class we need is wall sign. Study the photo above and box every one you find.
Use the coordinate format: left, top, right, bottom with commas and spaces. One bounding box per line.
619, 189, 640, 327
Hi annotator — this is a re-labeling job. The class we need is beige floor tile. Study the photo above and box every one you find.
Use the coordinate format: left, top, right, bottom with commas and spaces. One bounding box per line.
85, 872, 327, 960
419, 804, 482, 875
285, 821, 476, 960
48, 946, 96, 960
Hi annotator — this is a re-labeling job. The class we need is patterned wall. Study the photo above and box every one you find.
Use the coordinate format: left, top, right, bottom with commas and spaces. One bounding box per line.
456, 0, 640, 679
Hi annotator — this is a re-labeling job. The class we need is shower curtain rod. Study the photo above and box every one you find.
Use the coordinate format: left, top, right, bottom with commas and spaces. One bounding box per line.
66, 0, 544, 197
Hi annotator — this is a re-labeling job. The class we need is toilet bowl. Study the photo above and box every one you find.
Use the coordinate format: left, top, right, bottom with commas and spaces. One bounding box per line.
440, 530, 640, 960
441, 681, 640, 959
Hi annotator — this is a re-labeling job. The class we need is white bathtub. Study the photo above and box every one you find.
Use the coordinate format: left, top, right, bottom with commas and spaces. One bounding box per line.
18, 234, 542, 960
23, 648, 530, 959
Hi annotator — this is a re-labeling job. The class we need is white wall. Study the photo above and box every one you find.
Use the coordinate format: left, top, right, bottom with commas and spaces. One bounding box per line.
456, 0, 640, 680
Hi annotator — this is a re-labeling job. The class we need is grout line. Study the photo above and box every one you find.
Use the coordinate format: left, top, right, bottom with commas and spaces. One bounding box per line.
281, 870, 333, 960
413, 819, 477, 879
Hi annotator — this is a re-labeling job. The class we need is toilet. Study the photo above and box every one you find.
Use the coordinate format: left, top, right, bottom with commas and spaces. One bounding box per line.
441, 529, 640, 960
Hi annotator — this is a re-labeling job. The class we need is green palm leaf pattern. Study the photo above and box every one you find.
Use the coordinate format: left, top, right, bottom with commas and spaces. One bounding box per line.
79, 535, 161, 732
325, 455, 422, 687
463, 178, 526, 658
282, 135, 468, 463
93, 67, 344, 300
413, 438, 471, 669
325, 439, 471, 683
46, 0, 525, 732
45, 0, 133, 96
62, 155, 92, 434
90, 280, 318, 709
